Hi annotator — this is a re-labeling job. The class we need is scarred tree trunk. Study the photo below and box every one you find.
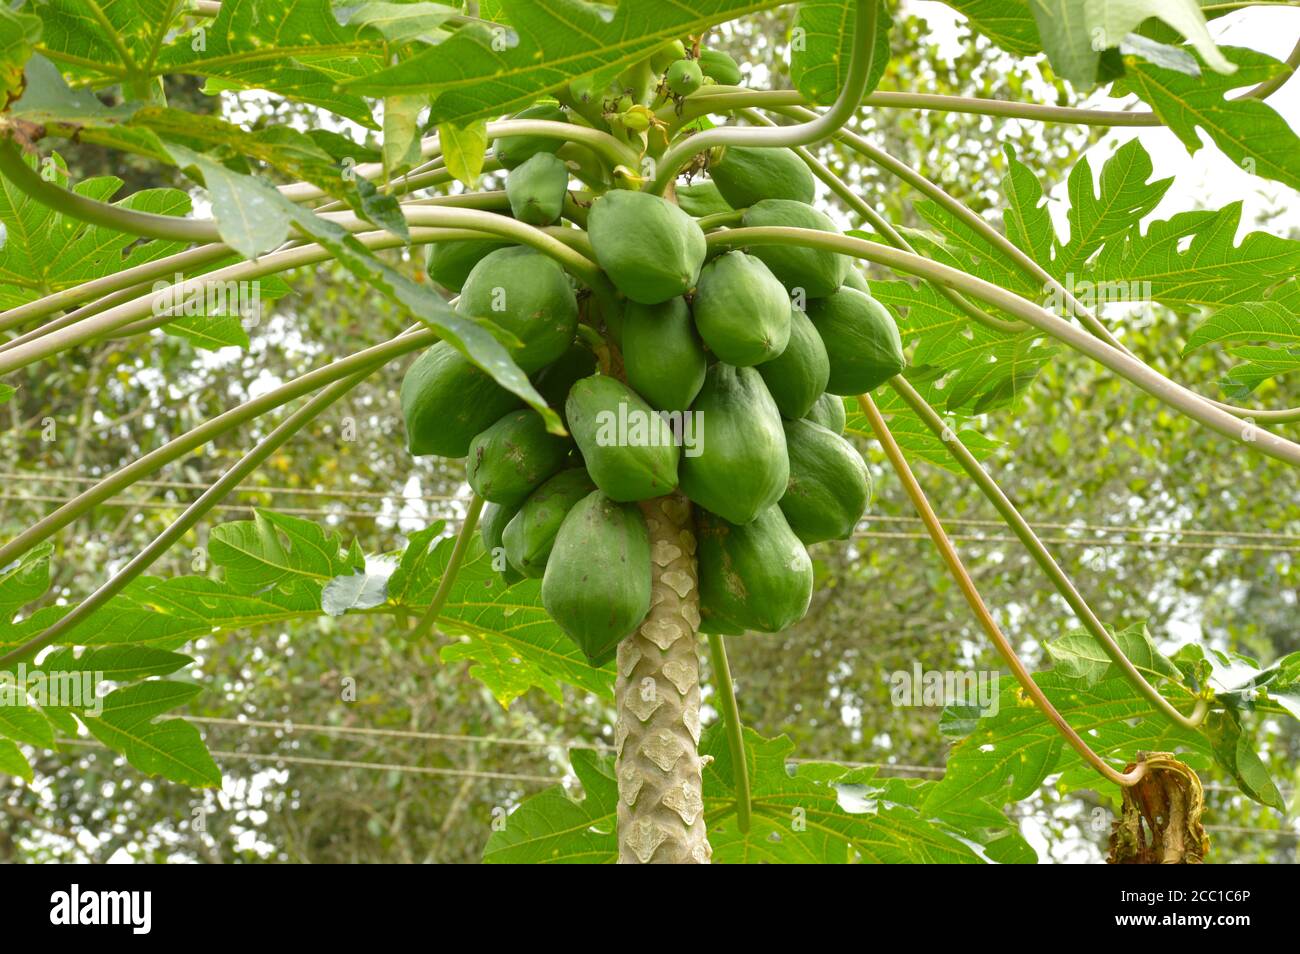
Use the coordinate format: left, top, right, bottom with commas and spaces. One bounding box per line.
614, 492, 710, 864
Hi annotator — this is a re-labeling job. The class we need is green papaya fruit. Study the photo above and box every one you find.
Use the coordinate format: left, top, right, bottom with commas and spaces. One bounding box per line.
505, 152, 569, 226
843, 267, 870, 294
779, 418, 872, 544
588, 190, 706, 304
427, 238, 512, 292
740, 199, 848, 298
666, 58, 703, 96
481, 499, 525, 584
804, 392, 847, 435
697, 505, 813, 633
675, 179, 733, 218
401, 342, 522, 458
494, 103, 567, 169
709, 145, 816, 209
679, 363, 788, 525
566, 374, 679, 501
806, 287, 905, 395
651, 39, 687, 73
502, 467, 597, 577
542, 490, 652, 665
692, 250, 790, 366
622, 297, 707, 411
467, 409, 573, 506
699, 49, 742, 86
757, 306, 829, 420
457, 246, 578, 372
534, 344, 598, 424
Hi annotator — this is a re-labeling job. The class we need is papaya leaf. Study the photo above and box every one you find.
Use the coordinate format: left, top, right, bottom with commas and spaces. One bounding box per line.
31, 0, 177, 85
0, 4, 40, 101
1113, 46, 1298, 193
0, 740, 31, 781
334, 2, 461, 44
844, 370, 1003, 473
37, 646, 193, 681
80, 680, 221, 787
484, 726, 1031, 863
0, 152, 191, 310
0, 541, 54, 623
383, 93, 427, 176
388, 524, 613, 705
439, 119, 489, 189
790, 0, 892, 107
346, 0, 788, 125
1185, 280, 1300, 355
927, 624, 1288, 815
150, 0, 386, 126
938, 0, 1043, 57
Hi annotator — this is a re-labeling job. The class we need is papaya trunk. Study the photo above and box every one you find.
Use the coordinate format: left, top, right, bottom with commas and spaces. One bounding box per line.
614, 492, 711, 864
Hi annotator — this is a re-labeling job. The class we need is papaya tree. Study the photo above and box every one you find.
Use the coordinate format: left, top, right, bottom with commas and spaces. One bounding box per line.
0, 0, 1298, 865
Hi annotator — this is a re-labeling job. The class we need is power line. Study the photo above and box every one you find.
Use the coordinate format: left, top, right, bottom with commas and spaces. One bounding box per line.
0, 471, 460, 504
861, 513, 1300, 544
851, 529, 1300, 554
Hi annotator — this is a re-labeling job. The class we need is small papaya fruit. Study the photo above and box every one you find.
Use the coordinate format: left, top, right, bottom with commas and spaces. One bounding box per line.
757, 306, 829, 420
674, 179, 733, 218
566, 374, 680, 501
458, 246, 578, 373
467, 409, 574, 506
588, 190, 706, 304
651, 39, 687, 73
401, 342, 522, 458
806, 287, 905, 395
427, 238, 512, 292
502, 467, 596, 577
697, 505, 813, 633
843, 267, 870, 294
741, 199, 848, 298
692, 250, 790, 366
622, 298, 707, 411
534, 344, 597, 424
779, 418, 872, 544
481, 499, 525, 584
505, 152, 569, 226
542, 490, 652, 665
804, 392, 847, 435
666, 58, 703, 96
679, 363, 788, 525
699, 49, 742, 86
709, 145, 815, 208
494, 103, 567, 169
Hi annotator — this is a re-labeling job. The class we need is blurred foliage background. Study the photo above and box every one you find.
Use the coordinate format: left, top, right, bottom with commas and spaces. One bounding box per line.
1, 3, 1296, 863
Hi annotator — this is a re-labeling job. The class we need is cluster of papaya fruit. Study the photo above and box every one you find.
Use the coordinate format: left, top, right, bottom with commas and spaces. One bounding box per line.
402, 42, 905, 667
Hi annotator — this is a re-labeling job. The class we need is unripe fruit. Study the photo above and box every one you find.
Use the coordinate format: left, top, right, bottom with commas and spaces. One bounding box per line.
651, 39, 687, 73
699, 49, 742, 86
666, 58, 704, 97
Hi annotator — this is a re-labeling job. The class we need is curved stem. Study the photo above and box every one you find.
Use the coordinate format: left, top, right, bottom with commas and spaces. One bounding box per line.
857, 392, 1146, 788
0, 142, 222, 242
407, 495, 485, 644
708, 226, 1300, 468
0, 326, 435, 569
707, 632, 751, 834
649, 0, 879, 193
888, 374, 1209, 730
669, 88, 1161, 129
0, 212, 596, 373
0, 360, 377, 668
1233, 35, 1300, 101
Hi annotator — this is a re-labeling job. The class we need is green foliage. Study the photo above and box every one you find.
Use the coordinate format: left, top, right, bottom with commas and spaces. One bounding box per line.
791, 0, 892, 105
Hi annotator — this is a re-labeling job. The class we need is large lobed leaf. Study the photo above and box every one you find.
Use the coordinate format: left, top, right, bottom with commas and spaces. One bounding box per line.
483, 724, 1032, 863
790, 0, 892, 106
